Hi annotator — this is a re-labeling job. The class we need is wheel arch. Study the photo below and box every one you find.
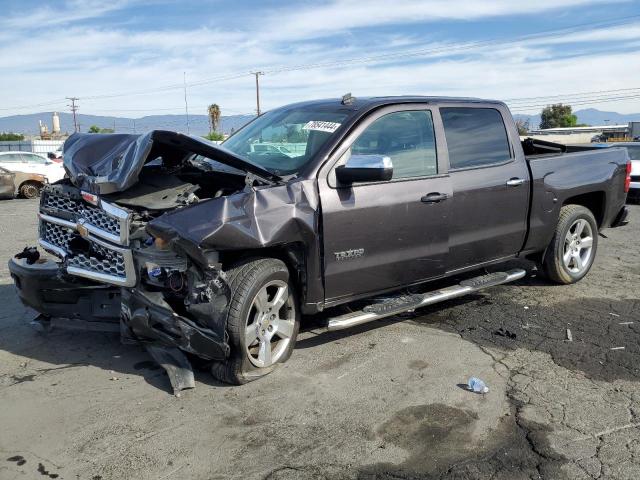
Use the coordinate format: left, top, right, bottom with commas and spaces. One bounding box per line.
218, 242, 308, 304
562, 191, 606, 228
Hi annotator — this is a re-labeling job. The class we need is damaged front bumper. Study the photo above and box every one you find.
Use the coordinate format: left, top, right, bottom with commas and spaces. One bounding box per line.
13, 182, 234, 366
9, 253, 231, 363
121, 287, 229, 361
8, 257, 121, 325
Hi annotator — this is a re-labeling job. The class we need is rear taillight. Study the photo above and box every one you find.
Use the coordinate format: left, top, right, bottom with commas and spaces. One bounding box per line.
624, 161, 631, 193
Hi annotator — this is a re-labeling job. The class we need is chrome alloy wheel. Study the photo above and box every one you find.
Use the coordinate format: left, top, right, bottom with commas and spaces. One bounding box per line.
245, 280, 296, 368
563, 218, 594, 274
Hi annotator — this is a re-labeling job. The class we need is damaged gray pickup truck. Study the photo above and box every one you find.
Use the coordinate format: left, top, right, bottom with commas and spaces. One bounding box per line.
9, 96, 631, 392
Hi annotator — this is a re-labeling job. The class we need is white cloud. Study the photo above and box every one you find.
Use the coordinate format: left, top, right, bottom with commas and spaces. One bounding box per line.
0, 0, 136, 30
255, 0, 627, 41
2, 0, 640, 117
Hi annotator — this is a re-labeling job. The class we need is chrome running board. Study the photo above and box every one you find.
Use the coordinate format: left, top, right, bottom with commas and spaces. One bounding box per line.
326, 269, 526, 331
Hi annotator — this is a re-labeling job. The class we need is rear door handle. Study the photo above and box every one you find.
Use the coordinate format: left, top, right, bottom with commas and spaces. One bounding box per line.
506, 178, 525, 187
421, 192, 448, 203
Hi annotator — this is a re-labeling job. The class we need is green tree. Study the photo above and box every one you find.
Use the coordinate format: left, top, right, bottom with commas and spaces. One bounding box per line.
204, 132, 224, 141
208, 104, 221, 134
539, 104, 578, 129
88, 125, 114, 134
0, 132, 25, 141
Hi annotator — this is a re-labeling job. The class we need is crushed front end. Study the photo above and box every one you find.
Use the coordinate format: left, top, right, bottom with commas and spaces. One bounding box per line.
9, 129, 315, 392
10, 181, 233, 393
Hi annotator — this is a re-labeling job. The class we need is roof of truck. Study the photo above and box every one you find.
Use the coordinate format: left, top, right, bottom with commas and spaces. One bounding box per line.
282, 96, 506, 111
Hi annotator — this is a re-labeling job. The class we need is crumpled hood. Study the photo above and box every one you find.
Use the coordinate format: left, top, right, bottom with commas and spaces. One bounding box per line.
63, 130, 280, 195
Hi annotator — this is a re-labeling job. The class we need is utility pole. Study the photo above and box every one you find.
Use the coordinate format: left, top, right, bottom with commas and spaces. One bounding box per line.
132, 119, 136, 134
252, 71, 264, 116
66, 97, 79, 133
183, 72, 190, 134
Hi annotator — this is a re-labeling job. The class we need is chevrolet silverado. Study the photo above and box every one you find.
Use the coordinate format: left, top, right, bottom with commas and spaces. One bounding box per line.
8, 96, 631, 392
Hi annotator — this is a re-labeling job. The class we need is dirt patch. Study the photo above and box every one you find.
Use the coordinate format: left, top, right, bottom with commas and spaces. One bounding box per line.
374, 404, 479, 472
360, 404, 548, 480
407, 360, 429, 371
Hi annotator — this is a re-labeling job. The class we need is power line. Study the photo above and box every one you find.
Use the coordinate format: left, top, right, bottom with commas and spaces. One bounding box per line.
509, 93, 640, 112
504, 86, 640, 103
0, 98, 68, 112
505, 87, 640, 105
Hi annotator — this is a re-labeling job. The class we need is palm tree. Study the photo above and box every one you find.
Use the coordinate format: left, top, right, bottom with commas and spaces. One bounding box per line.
208, 104, 221, 134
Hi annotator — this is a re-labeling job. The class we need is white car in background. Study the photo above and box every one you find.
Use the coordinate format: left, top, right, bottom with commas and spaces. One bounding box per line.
0, 151, 66, 184
609, 143, 640, 202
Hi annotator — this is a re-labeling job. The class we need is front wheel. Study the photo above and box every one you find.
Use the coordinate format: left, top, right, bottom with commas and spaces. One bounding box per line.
542, 204, 598, 284
211, 258, 299, 385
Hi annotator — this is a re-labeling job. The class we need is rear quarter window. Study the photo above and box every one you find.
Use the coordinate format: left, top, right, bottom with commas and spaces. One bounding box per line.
441, 107, 511, 169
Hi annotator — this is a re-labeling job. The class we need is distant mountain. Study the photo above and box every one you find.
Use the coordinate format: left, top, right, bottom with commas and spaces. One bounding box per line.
2, 107, 639, 136
513, 108, 640, 130
0, 111, 254, 136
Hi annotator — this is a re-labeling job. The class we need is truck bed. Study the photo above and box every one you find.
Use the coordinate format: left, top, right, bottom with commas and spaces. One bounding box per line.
522, 139, 629, 253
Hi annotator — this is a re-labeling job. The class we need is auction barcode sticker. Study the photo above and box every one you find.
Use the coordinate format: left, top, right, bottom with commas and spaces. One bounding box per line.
302, 121, 341, 133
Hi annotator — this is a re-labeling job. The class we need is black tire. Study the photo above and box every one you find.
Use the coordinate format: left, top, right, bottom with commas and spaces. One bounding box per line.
542, 205, 598, 284
19, 181, 42, 199
210, 258, 300, 385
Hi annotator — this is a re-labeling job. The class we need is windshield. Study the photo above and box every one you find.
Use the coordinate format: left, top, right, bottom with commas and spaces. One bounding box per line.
222, 106, 350, 176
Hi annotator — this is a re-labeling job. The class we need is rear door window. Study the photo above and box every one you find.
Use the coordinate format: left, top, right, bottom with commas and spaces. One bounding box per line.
441, 107, 511, 169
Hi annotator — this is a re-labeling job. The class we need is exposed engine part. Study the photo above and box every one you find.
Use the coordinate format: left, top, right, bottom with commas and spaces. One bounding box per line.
185, 268, 231, 331
104, 170, 199, 211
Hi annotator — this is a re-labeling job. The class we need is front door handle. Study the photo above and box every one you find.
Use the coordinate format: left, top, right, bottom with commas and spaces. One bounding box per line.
506, 178, 525, 187
421, 192, 448, 203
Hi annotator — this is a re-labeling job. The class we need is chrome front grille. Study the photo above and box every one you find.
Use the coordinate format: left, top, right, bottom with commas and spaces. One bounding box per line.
40, 221, 74, 252
82, 205, 120, 237
43, 190, 76, 212
38, 187, 135, 287
41, 190, 128, 244
67, 249, 127, 278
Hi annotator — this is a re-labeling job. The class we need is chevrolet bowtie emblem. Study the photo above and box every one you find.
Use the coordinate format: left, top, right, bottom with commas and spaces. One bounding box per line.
77, 223, 89, 238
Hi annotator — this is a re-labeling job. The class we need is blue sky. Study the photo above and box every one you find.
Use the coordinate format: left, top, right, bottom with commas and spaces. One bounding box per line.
1, 0, 640, 118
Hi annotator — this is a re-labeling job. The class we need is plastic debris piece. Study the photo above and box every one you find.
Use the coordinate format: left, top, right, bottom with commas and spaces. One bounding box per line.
610, 347, 625, 351
467, 377, 489, 394
619, 322, 634, 325
609, 312, 620, 317
566, 329, 573, 342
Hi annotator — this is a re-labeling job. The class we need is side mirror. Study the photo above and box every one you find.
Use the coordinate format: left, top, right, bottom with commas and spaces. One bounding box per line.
335, 154, 393, 184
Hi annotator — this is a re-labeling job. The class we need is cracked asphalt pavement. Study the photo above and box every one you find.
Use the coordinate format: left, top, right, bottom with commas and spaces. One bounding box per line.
0, 199, 638, 480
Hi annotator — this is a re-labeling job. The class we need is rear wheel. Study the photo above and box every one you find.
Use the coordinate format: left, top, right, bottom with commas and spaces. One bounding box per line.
542, 205, 598, 284
210, 258, 299, 384
19, 181, 42, 199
